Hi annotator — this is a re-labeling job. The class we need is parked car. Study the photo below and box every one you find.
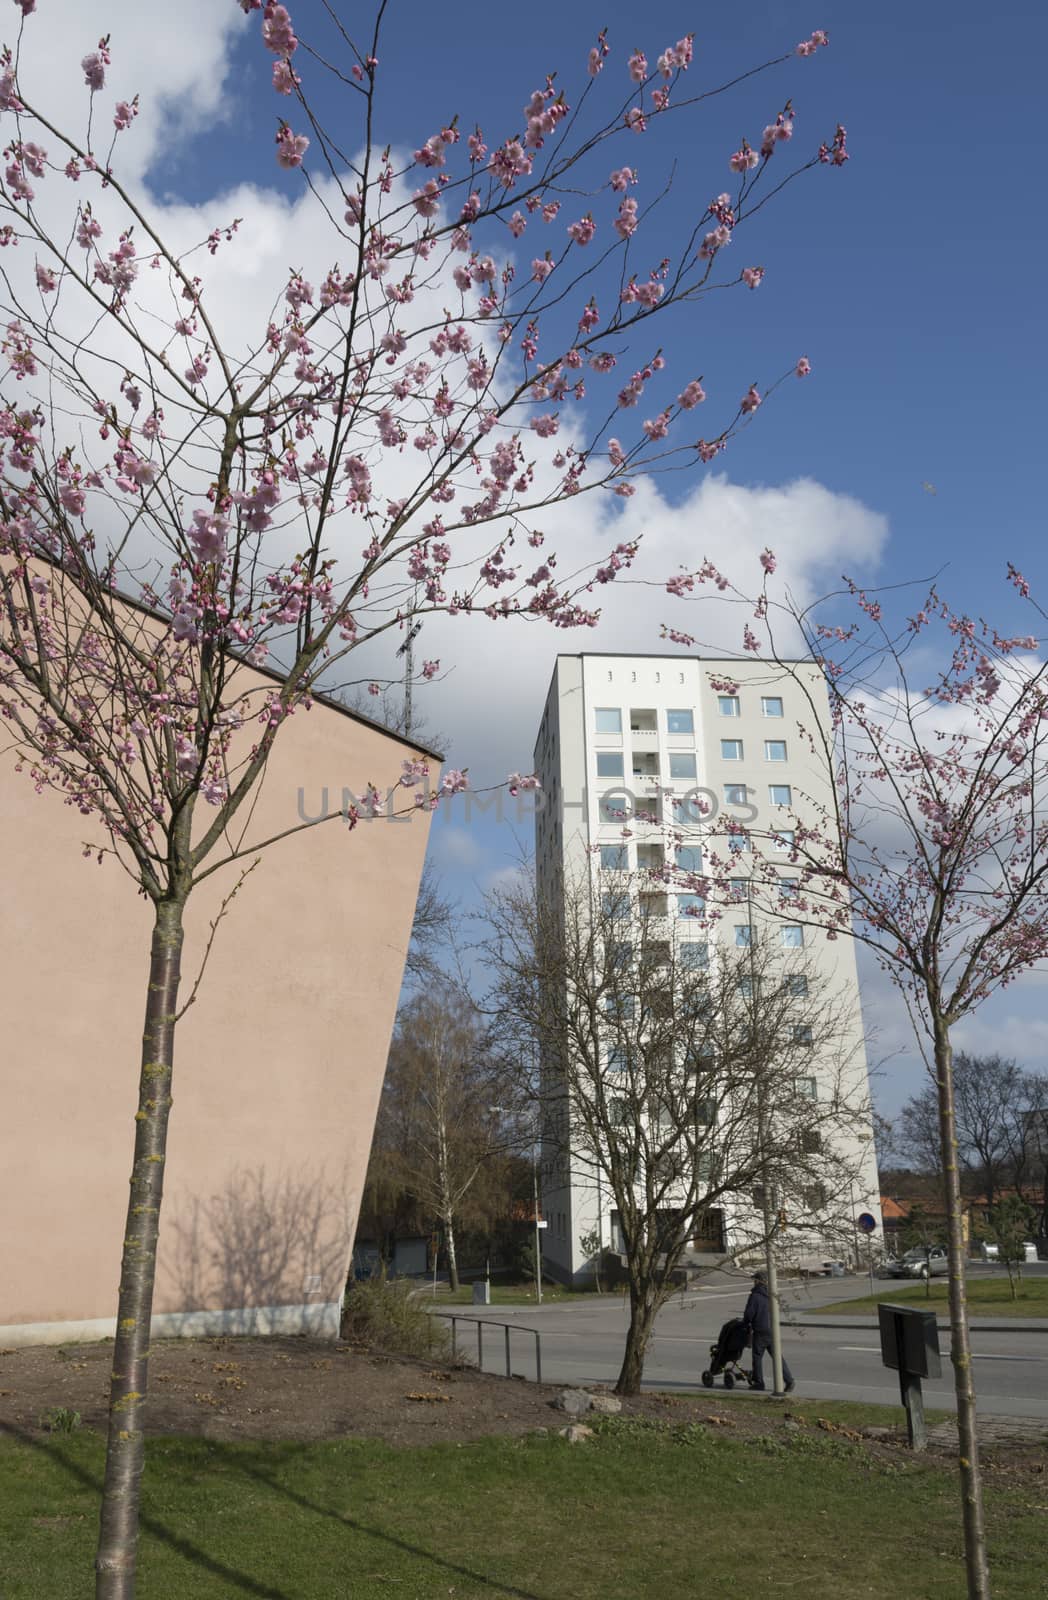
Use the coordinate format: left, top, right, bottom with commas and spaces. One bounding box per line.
795, 1256, 847, 1278
880, 1245, 948, 1280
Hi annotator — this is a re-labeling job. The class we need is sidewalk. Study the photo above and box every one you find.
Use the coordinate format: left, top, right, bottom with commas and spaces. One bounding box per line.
788, 1311, 1048, 1334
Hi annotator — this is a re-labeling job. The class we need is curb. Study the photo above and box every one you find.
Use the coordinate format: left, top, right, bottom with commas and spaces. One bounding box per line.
789, 1317, 1048, 1335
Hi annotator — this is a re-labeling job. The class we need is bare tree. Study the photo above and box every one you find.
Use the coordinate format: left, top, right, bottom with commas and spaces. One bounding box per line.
371, 992, 504, 1291
900, 1053, 1033, 1208
483, 864, 871, 1394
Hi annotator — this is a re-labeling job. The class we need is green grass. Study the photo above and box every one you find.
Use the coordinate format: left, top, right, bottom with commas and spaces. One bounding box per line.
3, 1417, 1046, 1599
424, 1281, 606, 1306
819, 1274, 1048, 1318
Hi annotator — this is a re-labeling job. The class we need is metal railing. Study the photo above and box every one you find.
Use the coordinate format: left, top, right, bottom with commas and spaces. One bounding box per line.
428, 1311, 542, 1384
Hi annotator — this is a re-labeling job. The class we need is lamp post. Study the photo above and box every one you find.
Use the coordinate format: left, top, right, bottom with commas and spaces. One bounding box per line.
747, 896, 785, 1397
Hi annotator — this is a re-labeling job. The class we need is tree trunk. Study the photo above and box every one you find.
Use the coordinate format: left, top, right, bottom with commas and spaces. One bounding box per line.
445, 1215, 460, 1293
95, 898, 185, 1599
934, 1022, 991, 1600
615, 1272, 660, 1396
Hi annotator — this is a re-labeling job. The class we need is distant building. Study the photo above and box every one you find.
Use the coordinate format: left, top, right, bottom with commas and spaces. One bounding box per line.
1, 635, 435, 1346
533, 653, 882, 1284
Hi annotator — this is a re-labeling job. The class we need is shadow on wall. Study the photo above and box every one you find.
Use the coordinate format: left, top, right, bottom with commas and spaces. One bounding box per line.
164, 1166, 353, 1325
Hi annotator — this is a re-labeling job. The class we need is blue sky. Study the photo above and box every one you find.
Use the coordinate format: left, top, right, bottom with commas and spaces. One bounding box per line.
25, 1, 1048, 1124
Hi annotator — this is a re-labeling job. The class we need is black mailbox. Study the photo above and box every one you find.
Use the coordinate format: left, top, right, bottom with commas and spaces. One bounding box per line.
877, 1303, 941, 1379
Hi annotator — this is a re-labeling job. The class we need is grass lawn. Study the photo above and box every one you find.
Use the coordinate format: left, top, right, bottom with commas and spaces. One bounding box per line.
424, 1281, 607, 1307
819, 1274, 1048, 1318
3, 1416, 1046, 1599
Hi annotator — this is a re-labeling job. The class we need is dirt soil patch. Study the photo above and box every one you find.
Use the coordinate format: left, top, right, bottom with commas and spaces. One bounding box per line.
1, 1335, 1045, 1477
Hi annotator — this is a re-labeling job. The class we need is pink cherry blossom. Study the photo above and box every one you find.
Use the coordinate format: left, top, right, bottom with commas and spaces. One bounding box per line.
35, 262, 57, 293
760, 547, 777, 574
677, 379, 706, 409
614, 197, 638, 240
740, 384, 762, 414
262, 4, 298, 54
624, 107, 647, 135
567, 216, 596, 246
81, 48, 108, 91
628, 50, 648, 83
275, 126, 309, 169
741, 266, 764, 289
729, 142, 759, 173
795, 356, 811, 377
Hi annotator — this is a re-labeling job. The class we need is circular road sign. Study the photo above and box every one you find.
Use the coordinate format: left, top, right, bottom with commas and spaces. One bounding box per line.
857, 1212, 878, 1234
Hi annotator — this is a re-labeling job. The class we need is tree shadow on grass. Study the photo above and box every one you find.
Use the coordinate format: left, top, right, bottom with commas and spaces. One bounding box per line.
2, 1426, 550, 1600
1, 1424, 292, 1600
230, 1446, 551, 1600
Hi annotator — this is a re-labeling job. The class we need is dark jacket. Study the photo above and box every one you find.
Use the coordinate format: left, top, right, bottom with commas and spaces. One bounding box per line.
742, 1281, 771, 1338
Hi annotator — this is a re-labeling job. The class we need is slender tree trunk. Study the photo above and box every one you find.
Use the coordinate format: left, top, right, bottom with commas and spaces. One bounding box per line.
934, 1021, 991, 1600
444, 1214, 460, 1293
95, 897, 185, 1599
615, 1269, 660, 1396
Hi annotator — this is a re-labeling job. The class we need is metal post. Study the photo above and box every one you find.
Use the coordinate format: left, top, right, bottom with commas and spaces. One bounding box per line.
477, 1320, 484, 1371
895, 1319, 927, 1451
451, 1316, 457, 1359
533, 1148, 543, 1304
749, 897, 785, 1397
505, 1324, 512, 1376
534, 1328, 542, 1385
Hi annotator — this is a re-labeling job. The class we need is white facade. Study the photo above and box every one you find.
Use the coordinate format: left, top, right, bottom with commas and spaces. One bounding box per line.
533, 652, 882, 1284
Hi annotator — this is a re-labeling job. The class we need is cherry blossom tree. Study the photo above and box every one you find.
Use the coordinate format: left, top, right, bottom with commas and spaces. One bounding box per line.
0, 5, 850, 1594
660, 559, 1048, 1600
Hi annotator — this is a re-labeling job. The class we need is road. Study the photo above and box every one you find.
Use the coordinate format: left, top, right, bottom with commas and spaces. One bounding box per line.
431, 1268, 1048, 1420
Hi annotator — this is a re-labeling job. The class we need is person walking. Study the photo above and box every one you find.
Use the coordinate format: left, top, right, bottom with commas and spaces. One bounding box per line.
742, 1269, 795, 1393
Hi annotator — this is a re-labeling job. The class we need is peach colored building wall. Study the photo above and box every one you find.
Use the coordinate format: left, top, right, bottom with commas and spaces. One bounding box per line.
0, 686, 433, 1346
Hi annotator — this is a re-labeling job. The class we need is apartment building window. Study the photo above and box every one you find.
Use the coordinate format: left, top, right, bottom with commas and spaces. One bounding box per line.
608, 941, 633, 971
721, 739, 743, 761
784, 974, 809, 997
762, 696, 784, 718
779, 878, 800, 900
667, 708, 694, 735
595, 707, 622, 734
781, 925, 804, 948
600, 844, 628, 870
795, 1077, 817, 1100
677, 893, 705, 919
718, 695, 740, 718
728, 831, 750, 854
774, 829, 796, 853
676, 845, 702, 872
769, 784, 792, 807
669, 752, 697, 781
604, 992, 635, 1020
596, 751, 625, 778
737, 974, 753, 998
724, 783, 748, 806
792, 1025, 814, 1046
764, 739, 788, 761
735, 925, 752, 947
602, 890, 630, 920
729, 878, 749, 901
609, 1097, 628, 1129
679, 942, 709, 970
607, 1045, 629, 1075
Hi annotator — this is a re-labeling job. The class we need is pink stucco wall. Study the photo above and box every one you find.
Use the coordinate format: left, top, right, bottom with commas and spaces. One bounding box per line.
0, 678, 433, 1342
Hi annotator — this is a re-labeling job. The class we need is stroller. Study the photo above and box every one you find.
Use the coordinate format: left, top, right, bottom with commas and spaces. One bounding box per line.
701, 1316, 760, 1390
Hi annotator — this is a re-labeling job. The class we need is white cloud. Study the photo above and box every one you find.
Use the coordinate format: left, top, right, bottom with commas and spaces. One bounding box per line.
415, 472, 890, 782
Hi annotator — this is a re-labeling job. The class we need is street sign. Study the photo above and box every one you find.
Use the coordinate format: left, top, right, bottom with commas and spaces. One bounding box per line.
857, 1212, 877, 1234
536, 1220, 548, 1229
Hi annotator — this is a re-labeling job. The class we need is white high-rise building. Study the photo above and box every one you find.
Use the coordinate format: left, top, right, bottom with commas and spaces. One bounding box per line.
533, 652, 882, 1284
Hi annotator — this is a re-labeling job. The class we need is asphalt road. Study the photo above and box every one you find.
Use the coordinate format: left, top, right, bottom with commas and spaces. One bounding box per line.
432, 1269, 1048, 1419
